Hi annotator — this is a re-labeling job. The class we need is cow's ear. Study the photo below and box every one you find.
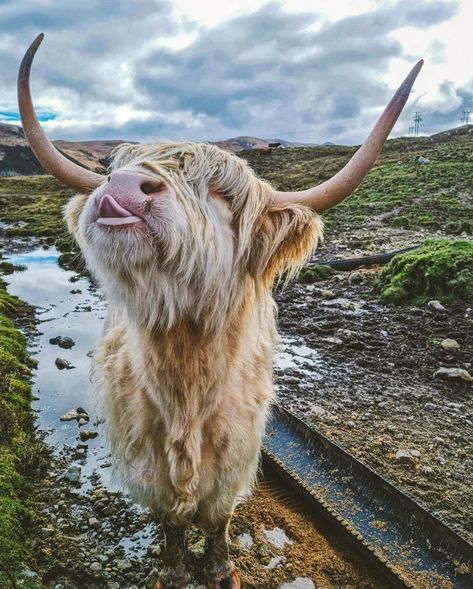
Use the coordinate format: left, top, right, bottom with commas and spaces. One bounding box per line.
249, 202, 323, 287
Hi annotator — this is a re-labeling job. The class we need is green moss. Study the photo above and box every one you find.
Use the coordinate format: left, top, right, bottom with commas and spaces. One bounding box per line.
376, 239, 473, 304
0, 276, 46, 586
297, 264, 334, 283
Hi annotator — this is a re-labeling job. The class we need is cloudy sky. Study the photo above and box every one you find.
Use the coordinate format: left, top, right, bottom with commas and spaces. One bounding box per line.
0, 0, 470, 144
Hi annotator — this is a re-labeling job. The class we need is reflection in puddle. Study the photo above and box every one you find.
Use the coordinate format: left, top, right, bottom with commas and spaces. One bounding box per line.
276, 336, 324, 379
262, 526, 292, 549
4, 247, 112, 488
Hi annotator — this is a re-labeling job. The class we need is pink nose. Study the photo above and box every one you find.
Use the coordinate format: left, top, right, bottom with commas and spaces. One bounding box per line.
95, 170, 164, 225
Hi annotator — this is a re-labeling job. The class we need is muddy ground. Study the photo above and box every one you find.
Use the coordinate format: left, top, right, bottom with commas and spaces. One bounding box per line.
275, 224, 472, 545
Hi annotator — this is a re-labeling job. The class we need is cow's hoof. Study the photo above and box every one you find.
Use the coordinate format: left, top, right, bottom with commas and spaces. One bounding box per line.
207, 571, 241, 589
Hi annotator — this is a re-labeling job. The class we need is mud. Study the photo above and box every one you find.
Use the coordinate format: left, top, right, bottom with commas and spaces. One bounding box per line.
275, 225, 473, 544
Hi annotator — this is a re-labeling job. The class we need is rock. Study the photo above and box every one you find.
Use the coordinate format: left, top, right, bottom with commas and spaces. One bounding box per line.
107, 583, 120, 589
422, 466, 433, 475
60, 409, 81, 421
428, 300, 446, 312
80, 430, 99, 441
116, 558, 132, 572
90, 562, 102, 573
50, 336, 75, 349
78, 418, 89, 426
434, 367, 473, 382
441, 338, 460, 351
425, 403, 437, 411
418, 156, 430, 164
147, 544, 162, 557
320, 289, 336, 299
188, 537, 206, 558
395, 449, 420, 463
348, 271, 364, 285
309, 405, 326, 418
89, 517, 100, 529
55, 357, 75, 370
63, 464, 81, 483
324, 336, 343, 345
279, 579, 315, 589
60, 407, 89, 421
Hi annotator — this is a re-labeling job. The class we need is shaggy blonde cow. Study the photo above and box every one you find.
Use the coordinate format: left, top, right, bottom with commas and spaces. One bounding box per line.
18, 34, 422, 589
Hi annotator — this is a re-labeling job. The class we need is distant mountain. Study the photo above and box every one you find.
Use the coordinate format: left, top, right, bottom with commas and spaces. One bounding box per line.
0, 123, 321, 176
212, 136, 317, 152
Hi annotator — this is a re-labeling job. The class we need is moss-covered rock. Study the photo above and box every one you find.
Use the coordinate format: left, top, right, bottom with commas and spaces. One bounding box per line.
297, 264, 334, 283
376, 239, 473, 304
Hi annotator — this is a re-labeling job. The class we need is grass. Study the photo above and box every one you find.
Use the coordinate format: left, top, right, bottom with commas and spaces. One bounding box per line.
0, 270, 47, 588
243, 124, 473, 236
375, 239, 473, 304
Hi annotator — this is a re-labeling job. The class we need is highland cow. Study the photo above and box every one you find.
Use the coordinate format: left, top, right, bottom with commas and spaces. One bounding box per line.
18, 34, 422, 589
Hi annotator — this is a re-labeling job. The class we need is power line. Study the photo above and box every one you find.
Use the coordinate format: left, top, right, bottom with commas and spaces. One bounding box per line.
461, 109, 470, 125
412, 112, 423, 136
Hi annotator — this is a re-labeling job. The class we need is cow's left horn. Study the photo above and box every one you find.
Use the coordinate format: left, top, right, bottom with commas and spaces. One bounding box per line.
18, 34, 104, 193
274, 60, 424, 212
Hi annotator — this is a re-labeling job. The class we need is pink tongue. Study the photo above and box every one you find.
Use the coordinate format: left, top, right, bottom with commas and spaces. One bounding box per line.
97, 193, 134, 218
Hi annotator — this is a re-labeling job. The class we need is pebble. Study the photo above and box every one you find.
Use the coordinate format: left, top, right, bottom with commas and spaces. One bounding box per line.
434, 367, 473, 382
147, 544, 162, 557
116, 558, 132, 571
63, 464, 81, 483
50, 335, 76, 349
90, 562, 103, 572
418, 156, 430, 164
395, 449, 420, 462
441, 338, 460, 351
80, 430, 99, 441
55, 357, 75, 370
280, 579, 315, 589
428, 300, 446, 312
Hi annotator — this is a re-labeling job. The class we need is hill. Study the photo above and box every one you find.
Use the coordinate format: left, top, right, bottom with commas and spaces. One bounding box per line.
0, 123, 316, 176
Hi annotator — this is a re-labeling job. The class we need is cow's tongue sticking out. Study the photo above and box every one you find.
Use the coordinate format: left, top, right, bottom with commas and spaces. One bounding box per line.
97, 194, 142, 226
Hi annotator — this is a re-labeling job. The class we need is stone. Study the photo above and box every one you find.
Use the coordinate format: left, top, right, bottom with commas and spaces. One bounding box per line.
64, 464, 81, 483
441, 338, 460, 351
50, 336, 75, 349
116, 559, 132, 572
80, 430, 99, 441
89, 517, 100, 529
395, 449, 420, 463
279, 579, 315, 589
428, 300, 446, 312
434, 367, 473, 382
60, 409, 80, 421
188, 537, 206, 558
147, 544, 162, 557
55, 357, 75, 370
90, 562, 103, 572
418, 156, 430, 164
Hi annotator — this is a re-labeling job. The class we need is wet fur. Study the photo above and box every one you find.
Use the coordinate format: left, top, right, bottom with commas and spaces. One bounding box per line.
65, 141, 323, 530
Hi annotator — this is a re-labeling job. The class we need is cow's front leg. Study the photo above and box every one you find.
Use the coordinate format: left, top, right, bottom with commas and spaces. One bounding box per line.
155, 521, 191, 589
204, 521, 240, 589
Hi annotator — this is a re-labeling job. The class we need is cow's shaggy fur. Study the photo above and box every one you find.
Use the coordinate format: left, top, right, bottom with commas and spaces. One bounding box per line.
65, 141, 322, 583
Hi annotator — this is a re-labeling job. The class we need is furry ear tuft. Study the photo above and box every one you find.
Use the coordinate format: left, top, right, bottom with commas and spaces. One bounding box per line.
250, 202, 323, 288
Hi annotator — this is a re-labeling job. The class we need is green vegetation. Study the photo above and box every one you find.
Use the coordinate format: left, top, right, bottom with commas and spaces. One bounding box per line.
243, 125, 473, 236
375, 239, 473, 304
0, 271, 46, 587
297, 263, 334, 283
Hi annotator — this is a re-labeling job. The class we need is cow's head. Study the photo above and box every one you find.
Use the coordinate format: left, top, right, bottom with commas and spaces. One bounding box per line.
17, 34, 422, 333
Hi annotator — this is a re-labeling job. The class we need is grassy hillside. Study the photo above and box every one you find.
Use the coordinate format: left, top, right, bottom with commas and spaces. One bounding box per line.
243, 125, 473, 236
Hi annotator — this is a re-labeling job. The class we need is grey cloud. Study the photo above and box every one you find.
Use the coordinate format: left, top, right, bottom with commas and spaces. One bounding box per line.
0, 0, 468, 144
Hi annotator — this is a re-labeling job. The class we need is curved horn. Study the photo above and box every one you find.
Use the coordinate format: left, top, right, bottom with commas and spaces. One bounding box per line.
18, 34, 104, 192
274, 60, 424, 212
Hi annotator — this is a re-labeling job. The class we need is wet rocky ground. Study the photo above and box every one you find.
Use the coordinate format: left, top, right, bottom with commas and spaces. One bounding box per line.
2, 235, 389, 589
275, 224, 473, 544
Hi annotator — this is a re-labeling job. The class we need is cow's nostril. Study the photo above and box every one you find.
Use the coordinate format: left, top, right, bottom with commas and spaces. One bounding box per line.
141, 180, 165, 196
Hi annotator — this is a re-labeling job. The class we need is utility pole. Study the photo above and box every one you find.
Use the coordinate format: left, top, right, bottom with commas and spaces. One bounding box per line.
408, 126, 414, 136
413, 112, 423, 136
461, 109, 470, 125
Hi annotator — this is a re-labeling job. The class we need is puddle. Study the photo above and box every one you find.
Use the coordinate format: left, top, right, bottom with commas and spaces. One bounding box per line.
238, 532, 254, 549
3, 247, 114, 489
276, 336, 325, 379
262, 526, 293, 549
